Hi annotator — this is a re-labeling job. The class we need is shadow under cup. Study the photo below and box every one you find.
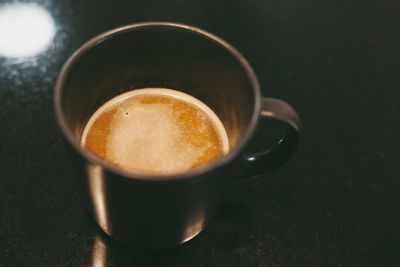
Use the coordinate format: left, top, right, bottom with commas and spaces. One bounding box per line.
56, 23, 260, 249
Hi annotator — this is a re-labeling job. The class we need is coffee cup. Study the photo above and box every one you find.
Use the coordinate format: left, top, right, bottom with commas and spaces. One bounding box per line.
54, 22, 301, 249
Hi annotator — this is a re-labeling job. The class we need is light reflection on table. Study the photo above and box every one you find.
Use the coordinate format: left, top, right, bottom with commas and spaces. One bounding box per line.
0, 2, 55, 58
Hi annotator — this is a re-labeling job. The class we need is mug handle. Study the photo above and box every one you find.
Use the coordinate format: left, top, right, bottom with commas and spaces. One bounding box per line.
236, 97, 301, 176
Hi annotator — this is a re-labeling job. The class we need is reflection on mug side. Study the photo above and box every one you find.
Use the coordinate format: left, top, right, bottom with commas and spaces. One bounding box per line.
182, 208, 206, 243
87, 165, 110, 233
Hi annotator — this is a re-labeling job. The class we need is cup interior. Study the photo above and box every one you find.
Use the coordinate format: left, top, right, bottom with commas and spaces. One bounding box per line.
57, 23, 260, 173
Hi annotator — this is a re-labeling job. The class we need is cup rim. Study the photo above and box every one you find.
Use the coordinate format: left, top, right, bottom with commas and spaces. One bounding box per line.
54, 21, 261, 181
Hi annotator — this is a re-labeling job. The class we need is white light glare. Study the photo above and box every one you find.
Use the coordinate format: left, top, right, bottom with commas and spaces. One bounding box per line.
0, 3, 55, 58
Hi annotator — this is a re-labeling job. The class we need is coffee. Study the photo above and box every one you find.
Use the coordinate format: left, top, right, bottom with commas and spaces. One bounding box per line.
81, 88, 229, 175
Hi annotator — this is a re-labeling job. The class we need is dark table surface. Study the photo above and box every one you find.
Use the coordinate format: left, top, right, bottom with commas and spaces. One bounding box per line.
1, 0, 399, 265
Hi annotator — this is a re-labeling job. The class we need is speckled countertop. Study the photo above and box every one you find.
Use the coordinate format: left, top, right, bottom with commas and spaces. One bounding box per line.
1, 0, 399, 265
